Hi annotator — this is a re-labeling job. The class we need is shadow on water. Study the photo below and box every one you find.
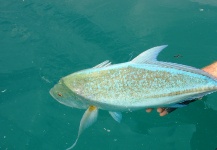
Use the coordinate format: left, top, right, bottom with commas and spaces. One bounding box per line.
123, 96, 217, 150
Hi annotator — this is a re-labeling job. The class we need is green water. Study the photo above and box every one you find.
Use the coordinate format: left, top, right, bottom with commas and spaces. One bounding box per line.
1, 0, 217, 150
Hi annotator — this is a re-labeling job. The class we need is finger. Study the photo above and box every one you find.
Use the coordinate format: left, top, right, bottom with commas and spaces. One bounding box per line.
160, 110, 168, 116
157, 108, 165, 113
146, 108, 153, 113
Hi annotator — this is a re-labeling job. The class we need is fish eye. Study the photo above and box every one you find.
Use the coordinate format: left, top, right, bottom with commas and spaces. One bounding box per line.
58, 93, 63, 97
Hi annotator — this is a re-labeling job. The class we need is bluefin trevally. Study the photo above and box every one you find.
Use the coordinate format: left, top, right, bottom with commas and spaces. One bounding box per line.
50, 45, 217, 149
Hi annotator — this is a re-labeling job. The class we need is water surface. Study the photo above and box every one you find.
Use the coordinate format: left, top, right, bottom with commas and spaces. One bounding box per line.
1, 0, 217, 150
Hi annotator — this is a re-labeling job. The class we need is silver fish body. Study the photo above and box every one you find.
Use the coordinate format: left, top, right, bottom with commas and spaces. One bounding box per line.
49, 45, 217, 149
50, 46, 217, 112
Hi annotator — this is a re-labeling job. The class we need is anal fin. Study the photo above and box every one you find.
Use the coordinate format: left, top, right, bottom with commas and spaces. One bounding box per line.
167, 103, 187, 108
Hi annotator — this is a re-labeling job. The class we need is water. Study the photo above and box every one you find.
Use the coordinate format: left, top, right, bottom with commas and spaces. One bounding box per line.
1, 0, 217, 149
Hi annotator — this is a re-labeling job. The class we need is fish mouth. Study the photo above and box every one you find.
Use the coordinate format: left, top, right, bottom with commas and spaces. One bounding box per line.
49, 88, 56, 99
49, 84, 62, 100
49, 88, 53, 97
49, 86, 65, 105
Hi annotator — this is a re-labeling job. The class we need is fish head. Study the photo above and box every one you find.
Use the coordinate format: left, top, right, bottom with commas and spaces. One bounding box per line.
49, 79, 88, 108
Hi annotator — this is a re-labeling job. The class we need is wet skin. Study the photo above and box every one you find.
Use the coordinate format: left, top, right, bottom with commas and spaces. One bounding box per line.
146, 61, 217, 116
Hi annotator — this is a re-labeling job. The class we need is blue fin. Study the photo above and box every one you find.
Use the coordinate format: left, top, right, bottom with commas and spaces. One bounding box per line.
131, 45, 168, 63
109, 111, 122, 123
167, 103, 187, 108
151, 61, 214, 79
66, 106, 98, 150
130, 45, 216, 80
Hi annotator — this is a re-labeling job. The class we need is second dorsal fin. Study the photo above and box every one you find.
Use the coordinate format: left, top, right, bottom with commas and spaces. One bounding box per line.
131, 45, 168, 63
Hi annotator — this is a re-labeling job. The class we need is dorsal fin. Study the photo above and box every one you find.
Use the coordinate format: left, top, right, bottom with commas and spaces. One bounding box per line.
93, 60, 112, 68
131, 45, 168, 63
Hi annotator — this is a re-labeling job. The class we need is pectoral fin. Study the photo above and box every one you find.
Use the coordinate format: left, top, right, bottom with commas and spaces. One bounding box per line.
66, 106, 98, 150
109, 111, 122, 123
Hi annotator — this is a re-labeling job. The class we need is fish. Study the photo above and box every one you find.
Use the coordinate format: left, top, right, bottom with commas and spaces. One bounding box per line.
50, 45, 217, 149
